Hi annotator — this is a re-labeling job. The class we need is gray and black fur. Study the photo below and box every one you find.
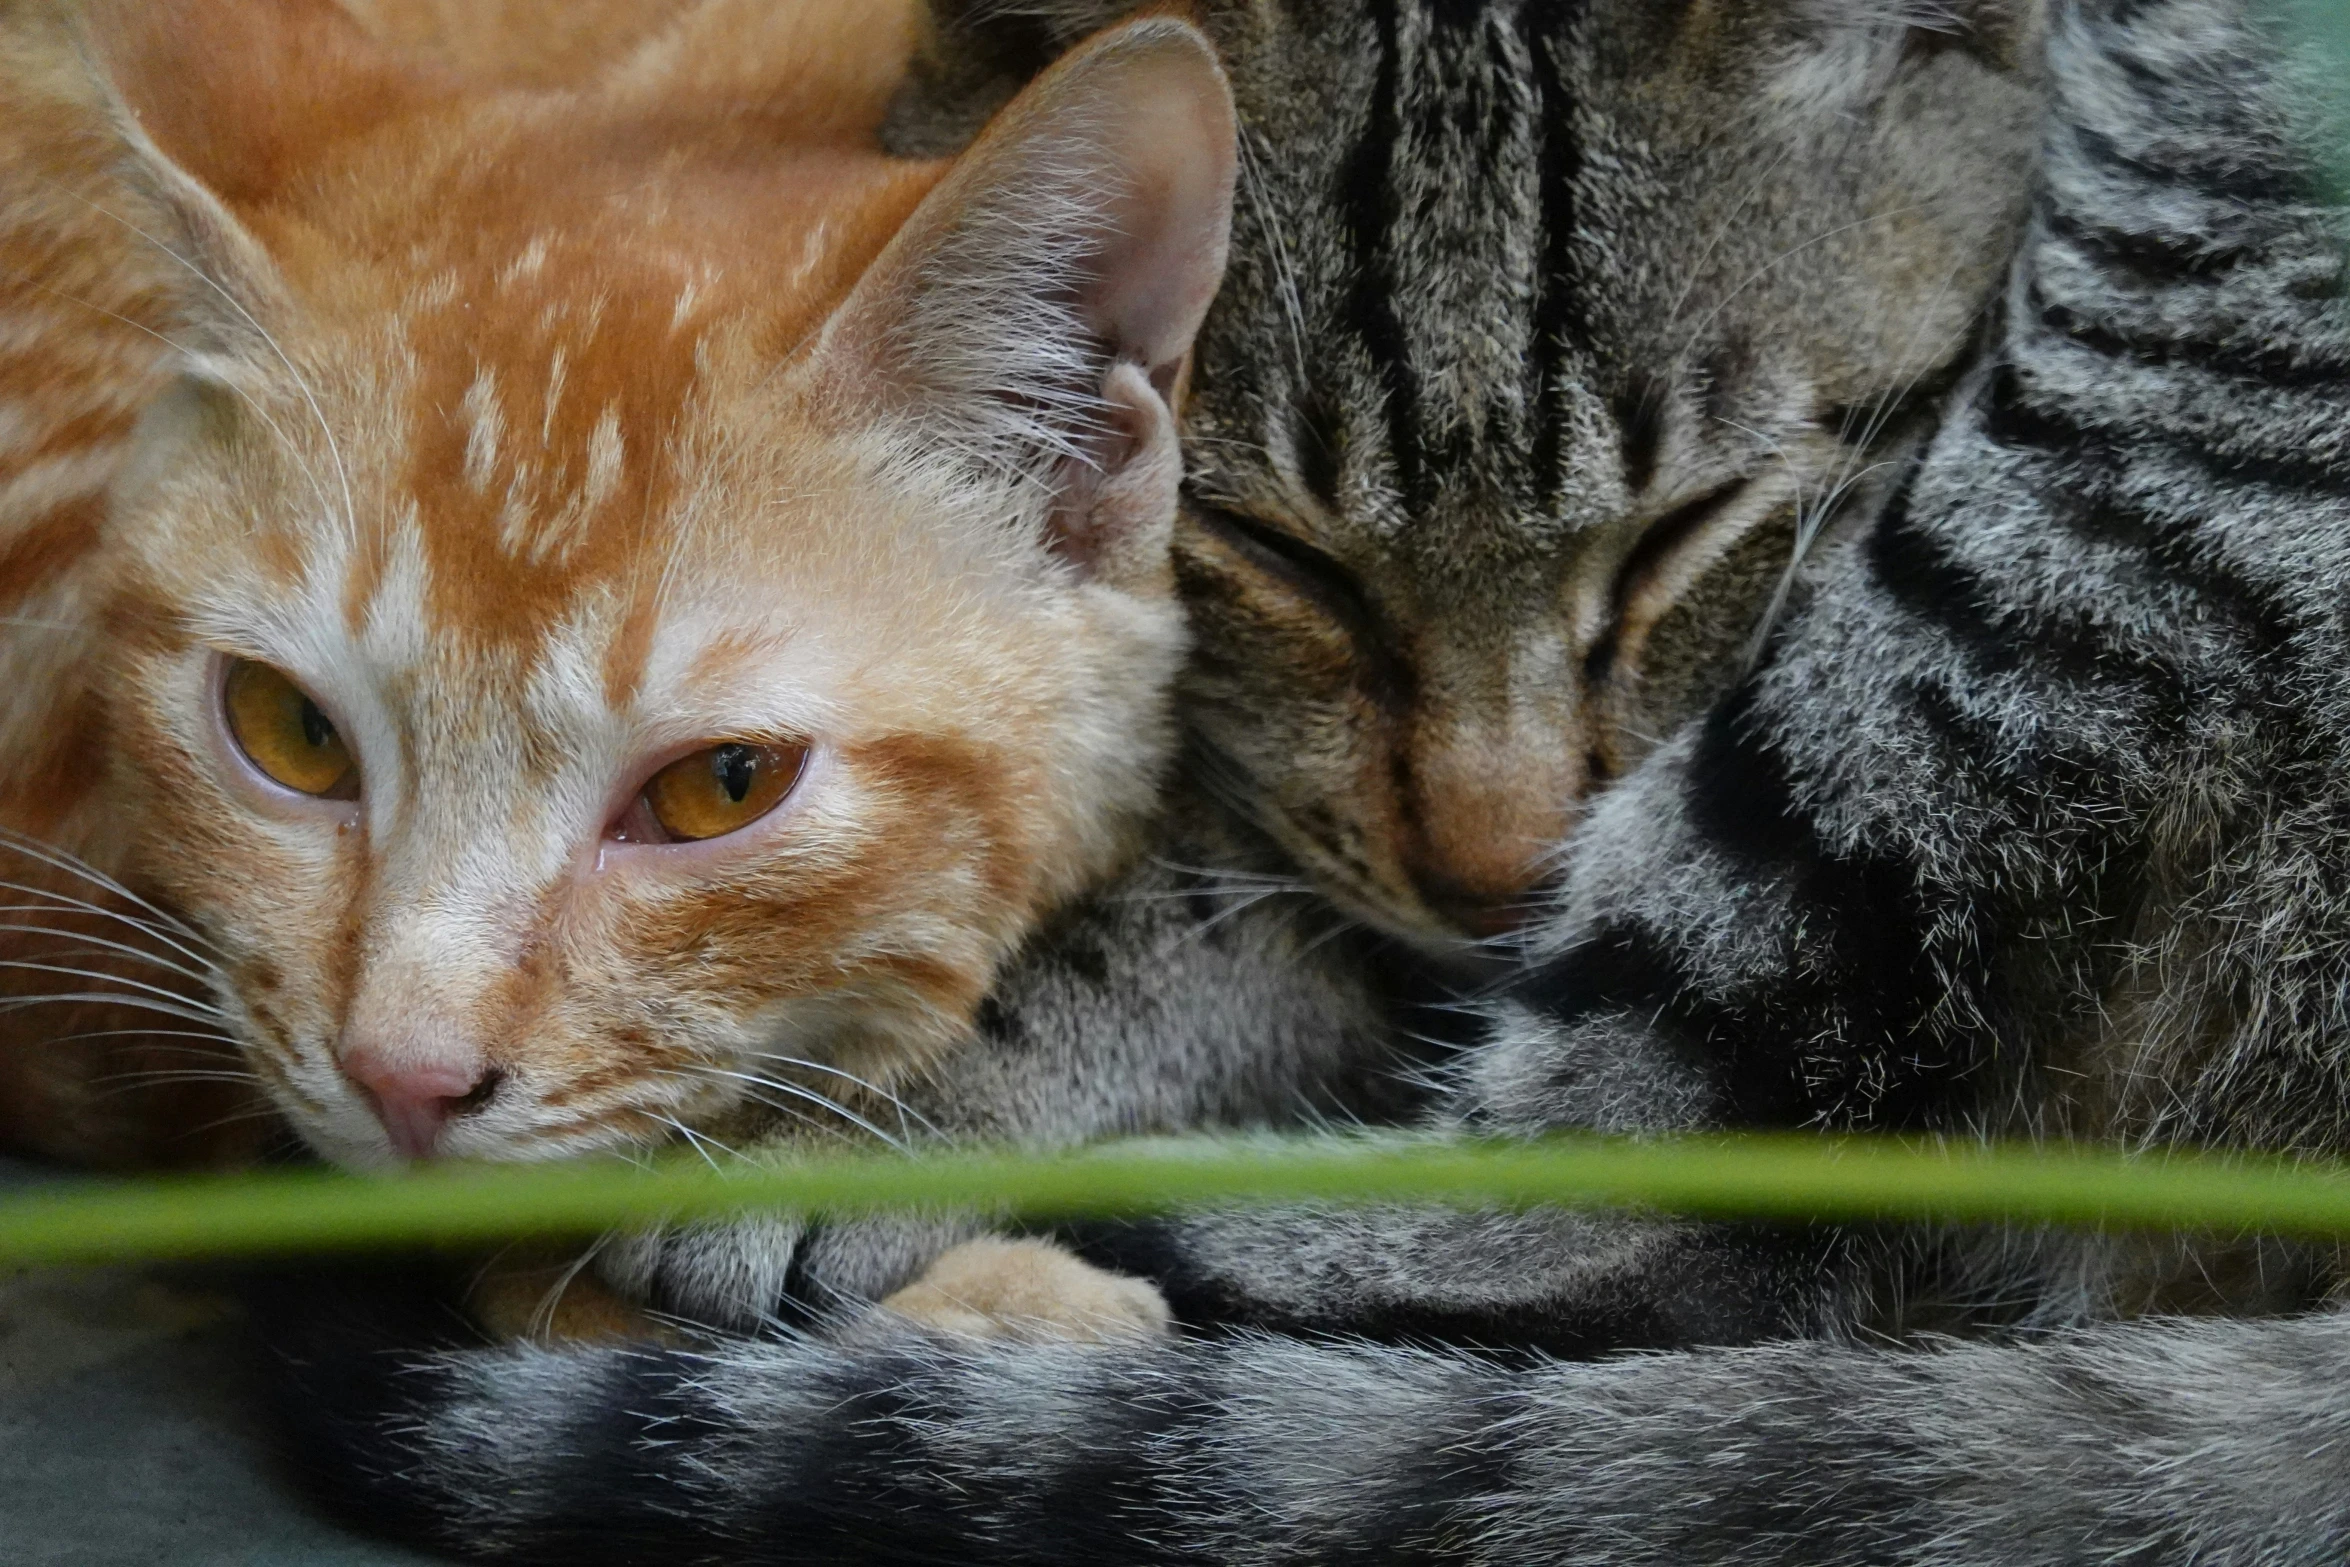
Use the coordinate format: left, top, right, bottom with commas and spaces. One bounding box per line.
1082, 0, 2350, 1349
270, 1283, 2350, 1565
268, 1, 2350, 1558
894, 0, 2043, 947
591, 0, 2048, 1334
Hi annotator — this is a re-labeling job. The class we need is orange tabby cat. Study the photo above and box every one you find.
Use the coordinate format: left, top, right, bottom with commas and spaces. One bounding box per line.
0, 0, 1234, 1224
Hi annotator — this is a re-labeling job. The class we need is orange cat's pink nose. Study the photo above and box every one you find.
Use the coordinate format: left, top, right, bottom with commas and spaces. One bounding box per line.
341, 1048, 490, 1160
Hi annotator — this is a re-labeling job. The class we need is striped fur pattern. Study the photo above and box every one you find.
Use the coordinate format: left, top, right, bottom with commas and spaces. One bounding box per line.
270, 1277, 2350, 1566
269, 2, 2350, 1557
0, 0, 1242, 1194
1082, 0, 2350, 1342
894, 0, 2046, 946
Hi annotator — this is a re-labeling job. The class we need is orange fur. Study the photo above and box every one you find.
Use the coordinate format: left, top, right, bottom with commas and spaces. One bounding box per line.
0, 2, 251, 1165
0, 0, 1227, 1175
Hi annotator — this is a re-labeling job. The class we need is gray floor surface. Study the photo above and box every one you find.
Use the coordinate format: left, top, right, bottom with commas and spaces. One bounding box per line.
1, 1161, 447, 1566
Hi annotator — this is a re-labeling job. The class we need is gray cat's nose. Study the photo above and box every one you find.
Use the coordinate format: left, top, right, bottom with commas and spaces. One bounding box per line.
341, 1046, 497, 1159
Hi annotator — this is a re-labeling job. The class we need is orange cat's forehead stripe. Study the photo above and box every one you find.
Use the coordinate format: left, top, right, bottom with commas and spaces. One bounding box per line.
272, 142, 944, 673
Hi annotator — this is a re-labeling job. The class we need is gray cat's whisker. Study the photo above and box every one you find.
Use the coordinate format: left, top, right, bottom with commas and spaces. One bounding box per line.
1831, 263, 1968, 456
1182, 884, 1297, 938
1778, 270, 1972, 611
1140, 857, 1317, 896
1675, 198, 1945, 365
1656, 138, 1801, 336
1233, 130, 1308, 383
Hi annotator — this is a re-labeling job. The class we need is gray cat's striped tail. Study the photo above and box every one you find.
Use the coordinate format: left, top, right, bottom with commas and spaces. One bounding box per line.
265, 1264, 2350, 1565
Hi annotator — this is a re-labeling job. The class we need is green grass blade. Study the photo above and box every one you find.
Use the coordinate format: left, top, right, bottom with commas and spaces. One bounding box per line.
8, 1132, 2350, 1266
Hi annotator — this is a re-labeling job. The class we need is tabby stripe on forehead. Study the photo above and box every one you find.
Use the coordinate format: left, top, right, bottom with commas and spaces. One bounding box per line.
1338, 0, 1422, 508
1522, 0, 1587, 515
1333, 0, 1589, 518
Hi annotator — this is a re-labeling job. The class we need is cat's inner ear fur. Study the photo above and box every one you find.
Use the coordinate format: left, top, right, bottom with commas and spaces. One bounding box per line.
77, 0, 432, 373
814, 17, 1235, 592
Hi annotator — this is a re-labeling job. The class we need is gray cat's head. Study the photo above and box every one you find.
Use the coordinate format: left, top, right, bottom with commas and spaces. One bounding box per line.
897, 0, 2045, 949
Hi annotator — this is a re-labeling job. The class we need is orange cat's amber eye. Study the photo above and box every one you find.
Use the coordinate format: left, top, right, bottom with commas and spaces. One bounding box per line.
223, 659, 359, 801
641, 741, 807, 842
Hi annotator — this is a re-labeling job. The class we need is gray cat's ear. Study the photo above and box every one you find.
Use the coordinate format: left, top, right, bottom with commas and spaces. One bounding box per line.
814, 17, 1236, 593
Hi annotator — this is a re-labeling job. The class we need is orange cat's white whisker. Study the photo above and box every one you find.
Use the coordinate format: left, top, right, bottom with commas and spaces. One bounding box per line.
0, 917, 226, 989
0, 883, 228, 977
650, 1067, 826, 1138
177, 1101, 294, 1143
520, 1242, 608, 1343
0, 991, 230, 1029
0, 958, 225, 1013
648, 1112, 736, 1172
694, 1064, 912, 1150
90, 1065, 262, 1096
35, 1030, 242, 1060
731, 1049, 939, 1139
0, 831, 222, 953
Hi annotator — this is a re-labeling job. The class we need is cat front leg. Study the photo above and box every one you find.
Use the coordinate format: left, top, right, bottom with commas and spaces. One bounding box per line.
591, 1211, 994, 1335
1074, 1204, 1844, 1355
569, 1220, 1174, 1346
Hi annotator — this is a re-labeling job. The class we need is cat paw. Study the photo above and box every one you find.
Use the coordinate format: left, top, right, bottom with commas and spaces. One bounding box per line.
593, 1213, 989, 1333
873, 1236, 1172, 1343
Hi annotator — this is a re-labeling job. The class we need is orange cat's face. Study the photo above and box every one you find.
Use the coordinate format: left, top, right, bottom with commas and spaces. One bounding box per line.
72, 0, 1233, 1169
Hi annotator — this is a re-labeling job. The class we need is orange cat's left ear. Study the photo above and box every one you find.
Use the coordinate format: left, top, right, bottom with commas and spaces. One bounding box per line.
807, 16, 1237, 594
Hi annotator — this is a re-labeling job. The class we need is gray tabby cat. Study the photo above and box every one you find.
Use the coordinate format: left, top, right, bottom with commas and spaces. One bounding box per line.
274, 0, 2350, 1559
893, 0, 2042, 949
604, 0, 2046, 1330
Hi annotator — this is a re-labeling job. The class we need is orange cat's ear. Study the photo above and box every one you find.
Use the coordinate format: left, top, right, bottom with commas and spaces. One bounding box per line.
809, 17, 1236, 592
84, 0, 430, 207
76, 0, 436, 369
